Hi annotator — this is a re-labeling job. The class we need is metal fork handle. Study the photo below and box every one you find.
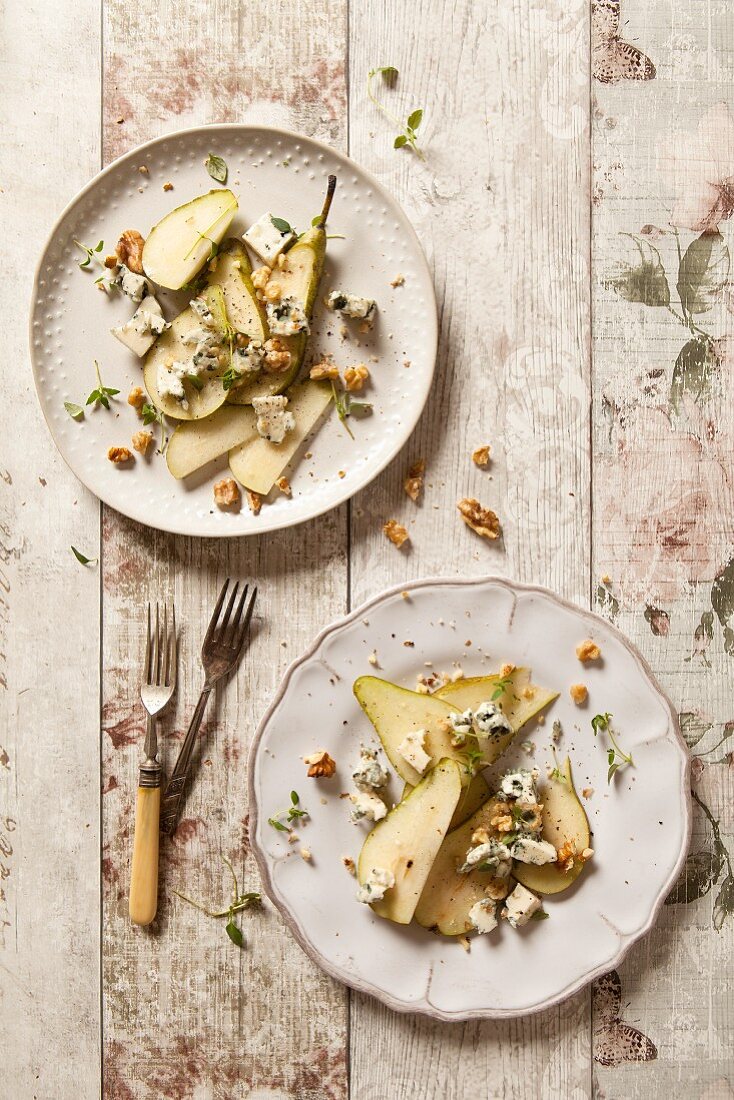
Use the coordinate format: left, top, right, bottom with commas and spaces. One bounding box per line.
159, 684, 212, 835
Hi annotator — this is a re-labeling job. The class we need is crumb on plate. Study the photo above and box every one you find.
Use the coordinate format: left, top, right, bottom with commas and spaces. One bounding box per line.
246, 489, 262, 516
342, 855, 356, 875
570, 683, 588, 705
163, 182, 174, 191
131, 430, 153, 455
390, 273, 405, 287
275, 476, 291, 496
576, 639, 601, 662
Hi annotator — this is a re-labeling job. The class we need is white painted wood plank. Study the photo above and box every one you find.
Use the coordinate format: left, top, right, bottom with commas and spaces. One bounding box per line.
591, 1, 734, 1095
348, 1, 591, 1096
0, 0, 102, 1096
101, 2, 350, 1097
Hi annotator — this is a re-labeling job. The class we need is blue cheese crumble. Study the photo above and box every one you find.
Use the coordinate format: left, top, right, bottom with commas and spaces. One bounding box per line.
157, 359, 193, 405
243, 213, 295, 266
266, 296, 309, 336
468, 898, 498, 934
397, 729, 431, 775
353, 746, 388, 792
326, 291, 377, 327
510, 836, 557, 865
111, 297, 169, 357
503, 883, 542, 928
474, 700, 512, 740
499, 769, 539, 804
251, 395, 296, 443
349, 789, 387, 824
356, 866, 394, 904
113, 263, 150, 303
449, 709, 474, 746
459, 836, 512, 876
232, 341, 265, 374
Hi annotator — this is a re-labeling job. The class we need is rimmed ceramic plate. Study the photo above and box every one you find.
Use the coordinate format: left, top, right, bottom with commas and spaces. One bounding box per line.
249, 576, 690, 1020
29, 125, 437, 536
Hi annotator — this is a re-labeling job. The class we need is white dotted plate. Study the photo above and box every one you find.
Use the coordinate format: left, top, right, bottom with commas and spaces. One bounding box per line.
249, 576, 691, 1020
29, 126, 437, 535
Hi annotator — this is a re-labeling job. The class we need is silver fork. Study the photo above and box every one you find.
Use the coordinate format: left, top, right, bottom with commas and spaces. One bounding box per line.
130, 602, 177, 926
160, 580, 257, 836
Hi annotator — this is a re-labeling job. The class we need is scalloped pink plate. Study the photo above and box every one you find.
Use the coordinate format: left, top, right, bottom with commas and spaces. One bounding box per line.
29, 125, 437, 536
249, 576, 690, 1020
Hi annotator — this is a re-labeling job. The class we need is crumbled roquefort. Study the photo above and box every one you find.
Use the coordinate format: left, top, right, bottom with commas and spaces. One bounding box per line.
266, 296, 309, 336
251, 394, 296, 443
397, 729, 431, 775
243, 213, 295, 266
468, 898, 498, 934
474, 700, 512, 740
326, 290, 377, 326
503, 883, 542, 928
356, 866, 394, 904
510, 836, 557, 866
449, 708, 474, 746
352, 746, 389, 792
499, 769, 538, 803
113, 263, 150, 303
111, 296, 169, 357
349, 788, 387, 824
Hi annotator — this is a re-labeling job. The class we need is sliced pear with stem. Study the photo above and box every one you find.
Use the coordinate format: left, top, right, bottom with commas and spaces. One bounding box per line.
353, 677, 479, 788
513, 756, 591, 895
166, 405, 256, 479
142, 189, 238, 290
228, 381, 332, 494
358, 758, 462, 924
414, 796, 507, 935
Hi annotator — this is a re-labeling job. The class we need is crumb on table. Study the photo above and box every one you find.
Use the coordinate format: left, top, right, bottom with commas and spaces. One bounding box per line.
472, 445, 491, 468
404, 458, 425, 502
457, 498, 501, 539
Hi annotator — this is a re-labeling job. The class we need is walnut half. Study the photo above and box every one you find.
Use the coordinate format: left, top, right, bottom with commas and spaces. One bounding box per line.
457, 498, 501, 539
116, 229, 146, 274
304, 750, 337, 778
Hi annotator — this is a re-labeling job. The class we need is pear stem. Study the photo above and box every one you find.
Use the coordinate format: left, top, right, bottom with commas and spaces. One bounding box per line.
315, 175, 337, 229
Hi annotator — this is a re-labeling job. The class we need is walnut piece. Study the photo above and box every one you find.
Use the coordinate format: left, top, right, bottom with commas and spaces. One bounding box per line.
275, 476, 291, 496
390, 273, 405, 287
131, 430, 153, 455
383, 519, 410, 548
344, 364, 369, 392
263, 280, 282, 302
213, 478, 240, 508
263, 337, 292, 373
108, 446, 133, 464
576, 639, 601, 663
115, 229, 146, 274
163, 182, 174, 191
127, 386, 145, 411
556, 840, 577, 873
246, 489, 262, 516
472, 445, 491, 468
582, 787, 594, 799
570, 683, 588, 705
304, 750, 337, 779
251, 266, 271, 292
299, 848, 312, 862
342, 855, 356, 875
457, 498, 501, 539
309, 359, 340, 381
404, 458, 425, 502
490, 811, 514, 833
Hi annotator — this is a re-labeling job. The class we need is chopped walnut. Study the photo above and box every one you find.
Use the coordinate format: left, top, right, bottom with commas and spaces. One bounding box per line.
304, 750, 337, 778
309, 359, 340, 381
344, 364, 369, 392
490, 811, 514, 833
342, 855, 356, 875
484, 877, 511, 901
127, 386, 145, 411
576, 639, 601, 662
404, 458, 425, 502
131, 430, 153, 455
383, 519, 410, 548
115, 229, 146, 274
457, 498, 501, 540
276, 476, 291, 497
556, 840, 577, 873
582, 787, 594, 799
163, 182, 174, 191
104, 254, 118, 269
457, 934, 471, 952
245, 490, 262, 515
108, 446, 133, 464
471, 826, 491, 846
213, 478, 240, 509
263, 280, 283, 302
390, 273, 405, 287
263, 337, 292, 373
570, 683, 588, 705
251, 266, 272, 292
472, 445, 491, 468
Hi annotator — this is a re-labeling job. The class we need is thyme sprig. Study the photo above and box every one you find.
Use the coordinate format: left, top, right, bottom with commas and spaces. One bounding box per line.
367, 67, 425, 159
74, 238, 104, 269
174, 855, 260, 947
592, 712, 634, 782
268, 791, 309, 832
86, 361, 119, 410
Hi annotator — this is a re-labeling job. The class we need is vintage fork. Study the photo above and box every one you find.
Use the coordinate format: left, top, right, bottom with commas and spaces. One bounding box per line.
160, 580, 257, 836
129, 602, 177, 926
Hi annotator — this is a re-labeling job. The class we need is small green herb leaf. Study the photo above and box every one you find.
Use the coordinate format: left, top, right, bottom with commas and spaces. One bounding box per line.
407, 108, 423, 131
74, 238, 105, 270
591, 712, 612, 736
271, 216, 294, 235
393, 134, 408, 149
64, 401, 85, 421
86, 361, 119, 410
222, 367, 243, 391
347, 400, 373, 419
205, 153, 228, 183
268, 817, 289, 832
225, 918, 244, 946
290, 791, 300, 806
71, 545, 97, 566
185, 375, 204, 391
531, 909, 550, 921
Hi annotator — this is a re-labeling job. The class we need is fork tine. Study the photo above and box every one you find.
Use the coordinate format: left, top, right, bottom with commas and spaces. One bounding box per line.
234, 585, 257, 654
204, 579, 230, 649
153, 602, 161, 686
218, 580, 240, 640
144, 603, 152, 685
162, 604, 169, 687
225, 583, 249, 646
168, 604, 177, 689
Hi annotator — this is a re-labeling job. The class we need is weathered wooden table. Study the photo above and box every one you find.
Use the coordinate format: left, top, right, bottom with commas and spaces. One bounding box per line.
2, 1, 732, 1096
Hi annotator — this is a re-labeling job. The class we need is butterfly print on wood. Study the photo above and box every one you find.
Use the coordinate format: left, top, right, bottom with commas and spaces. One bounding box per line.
593, 969, 658, 1066
592, 0, 656, 84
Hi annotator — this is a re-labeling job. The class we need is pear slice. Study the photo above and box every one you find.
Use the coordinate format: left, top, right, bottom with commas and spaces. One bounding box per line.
142, 189, 238, 290
401, 771, 490, 832
513, 756, 591, 895
228, 381, 332, 494
435, 669, 558, 765
414, 797, 507, 935
353, 677, 480, 788
143, 284, 230, 421
166, 405, 256, 479
358, 758, 462, 924
214, 239, 268, 343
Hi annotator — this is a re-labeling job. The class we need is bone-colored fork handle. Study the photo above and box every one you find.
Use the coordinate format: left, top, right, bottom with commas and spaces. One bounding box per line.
129, 784, 161, 926
160, 686, 212, 836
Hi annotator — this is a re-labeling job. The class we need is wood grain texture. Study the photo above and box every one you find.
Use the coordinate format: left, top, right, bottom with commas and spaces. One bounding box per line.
0, 0, 102, 1096
101, 3, 349, 1097
347, 1, 591, 1096
591, 1, 734, 1096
